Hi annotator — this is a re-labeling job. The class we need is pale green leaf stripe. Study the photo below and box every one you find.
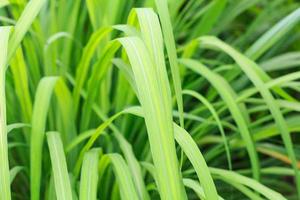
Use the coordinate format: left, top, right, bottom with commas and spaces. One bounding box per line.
9, 166, 25, 184
182, 90, 232, 170
118, 36, 187, 200
7, 123, 30, 133
183, 179, 224, 200
154, 0, 184, 127
107, 154, 139, 200
261, 52, 300, 72
199, 36, 300, 197
210, 168, 287, 200
30, 77, 58, 200
255, 167, 294, 176
80, 149, 100, 200
7, 0, 46, 62
46, 132, 73, 200
173, 123, 219, 200
0, 26, 12, 200
179, 58, 260, 181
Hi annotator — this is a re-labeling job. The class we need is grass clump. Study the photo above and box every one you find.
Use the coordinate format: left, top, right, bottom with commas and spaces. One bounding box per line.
1, 0, 300, 199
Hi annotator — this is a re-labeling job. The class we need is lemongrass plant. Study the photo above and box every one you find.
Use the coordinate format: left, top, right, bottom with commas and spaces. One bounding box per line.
1, 0, 300, 199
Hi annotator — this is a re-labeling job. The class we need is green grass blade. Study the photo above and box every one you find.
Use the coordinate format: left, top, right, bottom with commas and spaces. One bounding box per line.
107, 154, 139, 200
153, 0, 184, 127
7, 123, 30, 133
7, 0, 46, 62
0, 26, 12, 200
113, 133, 150, 200
141, 159, 219, 200
73, 111, 123, 176
190, 0, 227, 39
30, 77, 58, 200
210, 168, 287, 200
72, 27, 112, 114
68, 103, 150, 199
260, 52, 300, 72
228, 181, 265, 200
54, 79, 77, 166
106, 106, 219, 200
183, 178, 224, 200
183, 179, 206, 199
79, 149, 100, 200
179, 58, 260, 181
199, 36, 300, 198
86, 0, 102, 30
134, 8, 173, 128
173, 123, 219, 200
118, 36, 187, 200
80, 42, 119, 131
245, 8, 300, 60
10, 47, 32, 125
182, 90, 231, 170
46, 131, 73, 200
65, 129, 95, 153
9, 166, 25, 184
112, 58, 138, 94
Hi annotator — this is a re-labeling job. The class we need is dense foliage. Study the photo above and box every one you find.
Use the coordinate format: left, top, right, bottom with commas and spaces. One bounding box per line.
1, 0, 300, 199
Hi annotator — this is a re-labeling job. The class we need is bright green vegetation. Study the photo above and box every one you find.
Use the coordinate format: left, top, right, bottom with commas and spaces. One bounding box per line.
1, 0, 300, 199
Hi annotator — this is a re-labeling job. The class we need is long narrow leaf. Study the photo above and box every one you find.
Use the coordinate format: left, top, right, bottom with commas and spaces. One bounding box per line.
0, 26, 12, 200
79, 149, 100, 200
179, 58, 260, 181
153, 0, 184, 127
46, 131, 73, 200
118, 36, 187, 200
7, 0, 46, 62
199, 36, 300, 197
30, 77, 58, 200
